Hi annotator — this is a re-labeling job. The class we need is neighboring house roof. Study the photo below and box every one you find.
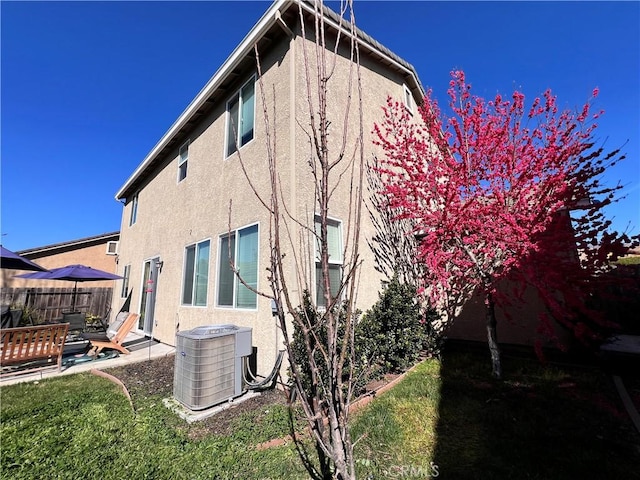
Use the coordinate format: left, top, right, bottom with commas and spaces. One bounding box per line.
17, 232, 120, 259
115, 0, 424, 201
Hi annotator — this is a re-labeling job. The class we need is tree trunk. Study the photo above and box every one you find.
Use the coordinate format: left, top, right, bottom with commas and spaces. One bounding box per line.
485, 292, 502, 379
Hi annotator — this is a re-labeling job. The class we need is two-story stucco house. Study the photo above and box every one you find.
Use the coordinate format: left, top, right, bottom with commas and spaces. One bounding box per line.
113, 0, 424, 376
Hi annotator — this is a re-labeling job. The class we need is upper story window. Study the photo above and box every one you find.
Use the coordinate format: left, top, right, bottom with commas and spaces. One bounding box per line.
120, 264, 131, 298
129, 194, 138, 226
182, 239, 211, 307
314, 216, 343, 308
178, 141, 189, 182
403, 84, 414, 114
225, 77, 255, 157
217, 223, 259, 309
106, 241, 119, 255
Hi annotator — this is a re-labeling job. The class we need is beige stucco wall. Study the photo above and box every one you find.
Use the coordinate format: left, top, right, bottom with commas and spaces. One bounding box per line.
290, 26, 411, 307
445, 279, 573, 348
114, 21, 412, 376
115, 35, 292, 374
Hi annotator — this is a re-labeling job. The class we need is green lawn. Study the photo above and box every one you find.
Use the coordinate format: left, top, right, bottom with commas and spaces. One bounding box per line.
353, 348, 640, 479
2, 349, 639, 479
0, 373, 305, 480
615, 256, 640, 265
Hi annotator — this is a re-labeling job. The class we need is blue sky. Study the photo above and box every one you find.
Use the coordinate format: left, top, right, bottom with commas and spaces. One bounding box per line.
2, 1, 638, 251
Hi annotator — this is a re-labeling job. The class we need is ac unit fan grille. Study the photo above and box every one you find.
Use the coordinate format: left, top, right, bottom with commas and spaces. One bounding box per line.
173, 334, 236, 410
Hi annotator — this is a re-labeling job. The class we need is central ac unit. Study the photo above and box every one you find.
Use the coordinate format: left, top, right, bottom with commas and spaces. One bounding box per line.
173, 324, 252, 410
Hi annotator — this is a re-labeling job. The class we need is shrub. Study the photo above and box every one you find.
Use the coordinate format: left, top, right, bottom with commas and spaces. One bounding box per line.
289, 279, 441, 399
357, 276, 439, 373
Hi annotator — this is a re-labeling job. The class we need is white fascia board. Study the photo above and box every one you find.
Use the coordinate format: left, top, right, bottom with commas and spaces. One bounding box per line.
115, 0, 290, 201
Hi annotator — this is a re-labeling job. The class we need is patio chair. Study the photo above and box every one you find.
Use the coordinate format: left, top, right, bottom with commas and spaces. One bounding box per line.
63, 312, 86, 332
1, 308, 22, 329
100, 306, 112, 329
80, 312, 139, 356
1, 306, 11, 329
85, 306, 111, 332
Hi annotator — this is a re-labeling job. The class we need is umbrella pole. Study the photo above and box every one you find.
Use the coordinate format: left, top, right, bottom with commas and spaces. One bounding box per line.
72, 282, 78, 312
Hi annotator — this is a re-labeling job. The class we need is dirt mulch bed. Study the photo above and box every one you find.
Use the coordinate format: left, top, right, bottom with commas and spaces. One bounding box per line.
103, 354, 289, 439
103, 353, 405, 441
105, 354, 176, 399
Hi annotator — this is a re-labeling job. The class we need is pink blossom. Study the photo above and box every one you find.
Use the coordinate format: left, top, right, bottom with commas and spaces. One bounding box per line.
372, 70, 637, 362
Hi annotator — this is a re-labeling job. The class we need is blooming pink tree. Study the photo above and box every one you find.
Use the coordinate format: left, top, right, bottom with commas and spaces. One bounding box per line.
373, 71, 636, 377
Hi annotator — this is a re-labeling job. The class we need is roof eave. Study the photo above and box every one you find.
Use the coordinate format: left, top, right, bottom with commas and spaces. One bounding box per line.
17, 231, 120, 257
115, 0, 424, 201
115, 0, 291, 201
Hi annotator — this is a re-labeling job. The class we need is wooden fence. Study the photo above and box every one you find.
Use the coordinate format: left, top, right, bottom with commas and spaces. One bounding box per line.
1, 287, 113, 324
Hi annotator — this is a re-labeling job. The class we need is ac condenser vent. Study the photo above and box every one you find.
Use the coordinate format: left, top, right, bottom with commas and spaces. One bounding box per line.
173, 324, 252, 410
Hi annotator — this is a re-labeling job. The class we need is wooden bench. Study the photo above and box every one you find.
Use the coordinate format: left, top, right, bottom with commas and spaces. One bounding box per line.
1, 323, 70, 376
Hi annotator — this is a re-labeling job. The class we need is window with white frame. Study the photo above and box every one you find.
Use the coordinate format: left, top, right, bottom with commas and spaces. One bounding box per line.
182, 239, 211, 306
121, 264, 131, 298
315, 216, 343, 307
178, 141, 189, 182
129, 194, 138, 226
225, 78, 255, 157
106, 241, 118, 255
403, 84, 414, 114
217, 224, 258, 309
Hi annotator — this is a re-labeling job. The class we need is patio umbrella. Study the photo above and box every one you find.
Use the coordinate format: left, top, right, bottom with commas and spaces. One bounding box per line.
0, 245, 47, 271
15, 264, 123, 311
